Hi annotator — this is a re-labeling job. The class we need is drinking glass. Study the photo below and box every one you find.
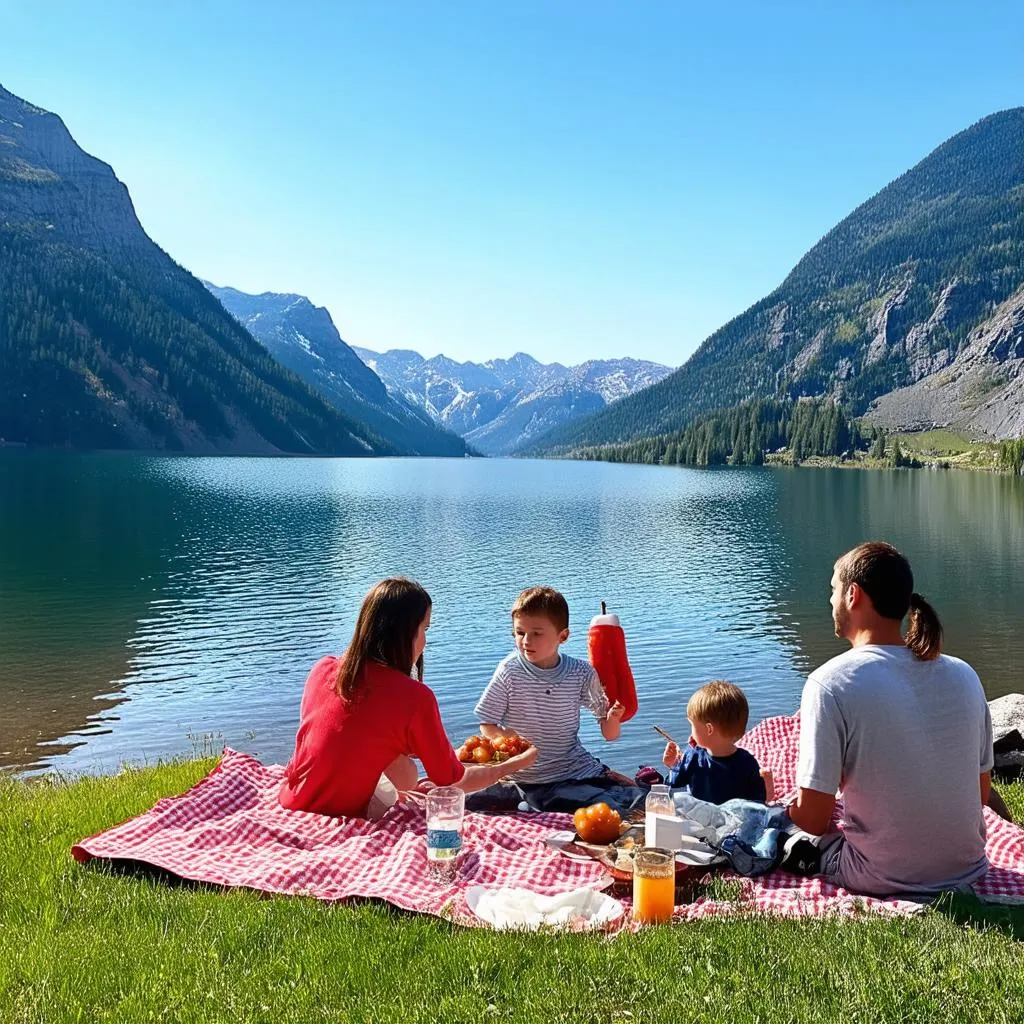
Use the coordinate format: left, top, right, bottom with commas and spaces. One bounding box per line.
632, 847, 675, 924
425, 786, 465, 880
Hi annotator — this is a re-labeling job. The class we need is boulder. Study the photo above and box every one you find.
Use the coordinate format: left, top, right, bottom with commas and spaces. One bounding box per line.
990, 693, 1024, 770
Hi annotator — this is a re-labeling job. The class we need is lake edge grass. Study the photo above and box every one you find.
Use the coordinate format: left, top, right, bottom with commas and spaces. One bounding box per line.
2, 759, 1023, 1024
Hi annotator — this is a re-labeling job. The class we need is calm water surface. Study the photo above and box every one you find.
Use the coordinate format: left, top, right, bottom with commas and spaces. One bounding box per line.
2, 453, 1023, 776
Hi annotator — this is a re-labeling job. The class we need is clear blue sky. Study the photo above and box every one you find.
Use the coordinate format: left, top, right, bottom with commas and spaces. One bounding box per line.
2, 1, 1022, 367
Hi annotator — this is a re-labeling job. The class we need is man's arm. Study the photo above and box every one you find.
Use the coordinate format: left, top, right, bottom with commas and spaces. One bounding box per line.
787, 787, 837, 836
981, 770, 991, 807
792, 678, 844, 835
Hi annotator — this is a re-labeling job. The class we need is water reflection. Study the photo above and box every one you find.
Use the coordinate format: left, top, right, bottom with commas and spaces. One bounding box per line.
1, 453, 1022, 776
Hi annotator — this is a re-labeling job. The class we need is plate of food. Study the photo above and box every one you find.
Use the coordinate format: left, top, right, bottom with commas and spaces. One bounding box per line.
456, 733, 532, 764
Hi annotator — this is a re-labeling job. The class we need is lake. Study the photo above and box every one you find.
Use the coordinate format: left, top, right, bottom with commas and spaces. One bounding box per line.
2, 452, 1023, 777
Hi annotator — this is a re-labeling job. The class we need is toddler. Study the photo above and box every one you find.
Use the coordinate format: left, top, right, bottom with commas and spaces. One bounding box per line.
662, 680, 773, 804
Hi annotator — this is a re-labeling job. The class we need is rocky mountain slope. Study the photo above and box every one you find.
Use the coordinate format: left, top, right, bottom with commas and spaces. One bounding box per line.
356, 348, 672, 455
0, 83, 387, 454
866, 284, 1024, 438
528, 107, 1024, 453
206, 285, 468, 456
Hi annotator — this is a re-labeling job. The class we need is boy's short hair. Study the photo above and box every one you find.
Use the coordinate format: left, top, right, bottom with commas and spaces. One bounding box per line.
687, 681, 749, 738
511, 586, 569, 632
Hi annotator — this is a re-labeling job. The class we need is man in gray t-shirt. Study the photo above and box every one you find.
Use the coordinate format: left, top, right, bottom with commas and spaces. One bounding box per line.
788, 542, 993, 897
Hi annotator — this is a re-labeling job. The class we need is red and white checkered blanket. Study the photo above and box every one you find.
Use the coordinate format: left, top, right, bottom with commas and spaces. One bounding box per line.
71, 750, 607, 921
72, 715, 1024, 924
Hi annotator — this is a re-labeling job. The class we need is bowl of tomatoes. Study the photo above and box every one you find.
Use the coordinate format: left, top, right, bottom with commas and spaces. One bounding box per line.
456, 733, 532, 764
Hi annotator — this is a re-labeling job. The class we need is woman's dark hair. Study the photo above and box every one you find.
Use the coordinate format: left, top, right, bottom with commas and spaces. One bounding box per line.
836, 542, 943, 660
335, 577, 432, 701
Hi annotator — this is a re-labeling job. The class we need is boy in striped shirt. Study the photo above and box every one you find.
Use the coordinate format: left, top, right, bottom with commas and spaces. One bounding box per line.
474, 586, 630, 811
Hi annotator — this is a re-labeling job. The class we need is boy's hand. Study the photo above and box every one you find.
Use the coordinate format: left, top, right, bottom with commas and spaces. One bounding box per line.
662, 741, 682, 768
606, 700, 625, 723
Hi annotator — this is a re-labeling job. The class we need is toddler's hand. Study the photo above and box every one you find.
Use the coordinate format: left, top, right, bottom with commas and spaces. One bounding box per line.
607, 700, 625, 723
662, 741, 681, 768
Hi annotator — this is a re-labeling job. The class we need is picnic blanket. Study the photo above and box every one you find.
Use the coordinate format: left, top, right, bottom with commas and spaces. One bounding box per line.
71, 750, 607, 921
71, 714, 1024, 925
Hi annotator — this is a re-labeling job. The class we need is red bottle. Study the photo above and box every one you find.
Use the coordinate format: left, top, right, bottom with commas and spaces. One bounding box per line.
587, 604, 638, 722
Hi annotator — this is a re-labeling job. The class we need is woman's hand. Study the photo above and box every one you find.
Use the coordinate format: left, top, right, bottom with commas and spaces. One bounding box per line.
455, 740, 539, 794
662, 741, 682, 768
506, 742, 538, 772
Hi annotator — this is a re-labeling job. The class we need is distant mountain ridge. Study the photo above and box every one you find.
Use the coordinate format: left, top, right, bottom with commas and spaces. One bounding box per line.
528, 108, 1024, 453
356, 347, 672, 455
0, 82, 388, 454
205, 284, 469, 456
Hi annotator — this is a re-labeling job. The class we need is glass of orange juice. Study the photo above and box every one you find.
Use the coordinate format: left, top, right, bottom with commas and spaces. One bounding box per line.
632, 847, 675, 924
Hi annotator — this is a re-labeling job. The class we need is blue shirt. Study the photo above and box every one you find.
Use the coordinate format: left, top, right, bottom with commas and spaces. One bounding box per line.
666, 745, 766, 804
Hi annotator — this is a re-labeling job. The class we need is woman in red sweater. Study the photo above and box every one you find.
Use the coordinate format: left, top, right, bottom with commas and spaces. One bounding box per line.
279, 577, 537, 819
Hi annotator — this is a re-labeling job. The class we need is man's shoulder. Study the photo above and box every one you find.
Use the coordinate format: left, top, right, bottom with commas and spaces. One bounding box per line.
934, 652, 981, 682
806, 647, 871, 690
807, 645, 913, 690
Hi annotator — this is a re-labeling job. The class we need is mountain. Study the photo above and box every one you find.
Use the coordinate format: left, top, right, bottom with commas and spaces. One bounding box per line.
527, 108, 1024, 453
355, 348, 672, 455
0, 83, 388, 454
864, 286, 1024, 439
205, 285, 469, 456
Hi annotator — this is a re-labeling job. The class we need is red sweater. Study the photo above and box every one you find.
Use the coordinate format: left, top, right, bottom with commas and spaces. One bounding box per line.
279, 656, 465, 818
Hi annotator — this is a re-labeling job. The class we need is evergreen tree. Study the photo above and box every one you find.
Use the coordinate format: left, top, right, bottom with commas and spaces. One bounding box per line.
871, 428, 887, 460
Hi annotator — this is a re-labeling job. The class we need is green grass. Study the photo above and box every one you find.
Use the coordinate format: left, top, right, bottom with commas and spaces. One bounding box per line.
2, 763, 1024, 1024
893, 429, 980, 454
892, 430, 1001, 466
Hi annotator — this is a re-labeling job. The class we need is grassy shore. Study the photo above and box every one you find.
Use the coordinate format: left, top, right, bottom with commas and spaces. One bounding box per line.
764, 428, 1009, 472
2, 762, 1023, 1024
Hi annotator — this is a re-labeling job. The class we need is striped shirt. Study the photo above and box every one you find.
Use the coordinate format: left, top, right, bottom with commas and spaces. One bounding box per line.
474, 651, 609, 784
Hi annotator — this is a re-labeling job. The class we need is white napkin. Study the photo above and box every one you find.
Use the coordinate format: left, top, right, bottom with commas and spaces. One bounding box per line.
467, 886, 622, 931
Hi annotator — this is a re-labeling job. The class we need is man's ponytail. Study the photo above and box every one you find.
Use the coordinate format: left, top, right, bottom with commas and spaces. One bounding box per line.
905, 592, 943, 661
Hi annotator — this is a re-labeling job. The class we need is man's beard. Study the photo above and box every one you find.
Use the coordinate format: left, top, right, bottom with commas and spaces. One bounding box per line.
833, 605, 849, 639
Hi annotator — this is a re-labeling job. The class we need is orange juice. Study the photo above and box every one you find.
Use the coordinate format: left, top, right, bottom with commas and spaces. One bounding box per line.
632, 848, 675, 924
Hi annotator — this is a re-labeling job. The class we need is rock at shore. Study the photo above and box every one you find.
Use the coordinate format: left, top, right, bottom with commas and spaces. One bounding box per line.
990, 693, 1024, 770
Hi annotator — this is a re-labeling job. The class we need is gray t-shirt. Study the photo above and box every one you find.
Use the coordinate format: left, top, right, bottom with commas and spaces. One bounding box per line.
474, 651, 609, 784
798, 644, 993, 896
